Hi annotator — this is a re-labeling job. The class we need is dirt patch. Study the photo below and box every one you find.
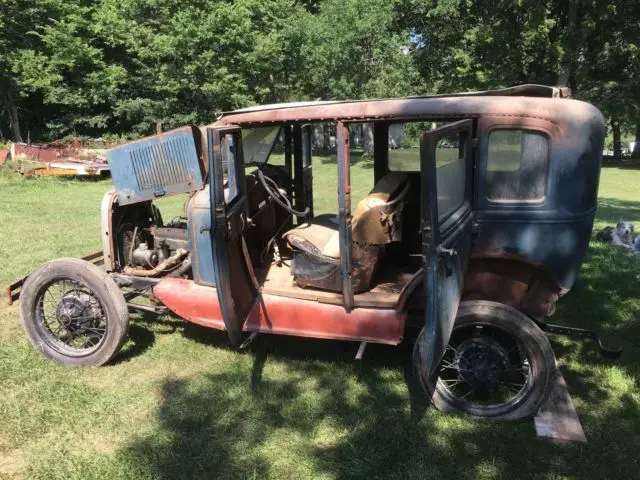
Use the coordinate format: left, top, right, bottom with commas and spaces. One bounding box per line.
0, 446, 26, 479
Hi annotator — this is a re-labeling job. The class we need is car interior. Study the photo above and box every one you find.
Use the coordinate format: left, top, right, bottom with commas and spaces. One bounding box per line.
239, 122, 425, 308
106, 121, 430, 309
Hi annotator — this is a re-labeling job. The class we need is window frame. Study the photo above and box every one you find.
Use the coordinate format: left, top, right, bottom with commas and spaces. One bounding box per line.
240, 126, 281, 167
486, 128, 550, 204
434, 129, 471, 222
477, 117, 557, 210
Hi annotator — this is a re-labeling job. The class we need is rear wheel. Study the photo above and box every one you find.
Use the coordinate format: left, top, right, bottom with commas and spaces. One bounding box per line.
413, 300, 556, 420
20, 258, 129, 366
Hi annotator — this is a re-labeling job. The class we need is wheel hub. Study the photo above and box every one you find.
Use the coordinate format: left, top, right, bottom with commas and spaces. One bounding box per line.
55, 292, 99, 330
456, 338, 509, 391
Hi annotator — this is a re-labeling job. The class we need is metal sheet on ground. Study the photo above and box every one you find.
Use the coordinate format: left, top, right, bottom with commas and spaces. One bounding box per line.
534, 368, 587, 443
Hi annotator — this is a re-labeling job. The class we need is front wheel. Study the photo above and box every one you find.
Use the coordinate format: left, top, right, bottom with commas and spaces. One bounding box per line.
413, 300, 556, 420
20, 258, 129, 366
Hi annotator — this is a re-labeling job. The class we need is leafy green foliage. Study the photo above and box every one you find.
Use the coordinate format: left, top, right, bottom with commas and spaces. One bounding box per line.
0, 0, 638, 142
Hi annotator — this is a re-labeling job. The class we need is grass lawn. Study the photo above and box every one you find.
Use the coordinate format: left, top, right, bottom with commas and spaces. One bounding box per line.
1, 161, 640, 479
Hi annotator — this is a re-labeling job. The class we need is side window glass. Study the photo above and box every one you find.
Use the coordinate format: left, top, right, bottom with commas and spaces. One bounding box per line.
222, 134, 239, 204
436, 132, 467, 220
487, 130, 549, 201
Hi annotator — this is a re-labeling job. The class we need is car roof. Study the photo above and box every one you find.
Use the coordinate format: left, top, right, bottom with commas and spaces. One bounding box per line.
223, 84, 569, 115
209, 84, 602, 128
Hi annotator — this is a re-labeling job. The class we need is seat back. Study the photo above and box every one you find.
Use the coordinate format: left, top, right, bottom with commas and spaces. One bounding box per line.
352, 172, 410, 245
281, 172, 410, 294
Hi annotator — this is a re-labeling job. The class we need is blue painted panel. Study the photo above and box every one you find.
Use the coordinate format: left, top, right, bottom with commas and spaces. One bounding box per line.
108, 126, 204, 205
473, 108, 605, 290
474, 215, 595, 289
188, 187, 216, 286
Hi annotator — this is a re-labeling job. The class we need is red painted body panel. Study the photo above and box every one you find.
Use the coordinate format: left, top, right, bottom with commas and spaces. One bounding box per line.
153, 278, 405, 345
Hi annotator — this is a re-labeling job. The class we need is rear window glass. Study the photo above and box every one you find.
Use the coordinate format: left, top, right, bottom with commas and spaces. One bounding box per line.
487, 130, 549, 201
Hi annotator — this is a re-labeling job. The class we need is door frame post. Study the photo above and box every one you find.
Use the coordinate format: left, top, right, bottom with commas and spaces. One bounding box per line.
293, 125, 304, 222
336, 121, 354, 311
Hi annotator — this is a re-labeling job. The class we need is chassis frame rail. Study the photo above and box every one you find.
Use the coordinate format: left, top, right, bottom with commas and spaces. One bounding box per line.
4, 251, 104, 306
536, 320, 623, 359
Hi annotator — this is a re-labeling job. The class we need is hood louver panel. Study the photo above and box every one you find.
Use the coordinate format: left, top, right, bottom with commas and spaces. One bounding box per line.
108, 126, 205, 205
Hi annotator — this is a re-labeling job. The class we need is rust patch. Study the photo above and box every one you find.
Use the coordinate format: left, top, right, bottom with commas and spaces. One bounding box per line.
463, 258, 560, 317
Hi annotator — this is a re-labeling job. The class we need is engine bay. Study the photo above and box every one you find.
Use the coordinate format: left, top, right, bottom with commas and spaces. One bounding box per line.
103, 165, 293, 281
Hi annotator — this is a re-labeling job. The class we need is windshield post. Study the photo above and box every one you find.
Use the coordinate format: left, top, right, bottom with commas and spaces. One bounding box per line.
336, 121, 354, 311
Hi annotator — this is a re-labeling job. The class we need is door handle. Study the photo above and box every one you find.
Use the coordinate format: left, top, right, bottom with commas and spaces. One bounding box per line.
437, 246, 457, 277
437, 246, 458, 257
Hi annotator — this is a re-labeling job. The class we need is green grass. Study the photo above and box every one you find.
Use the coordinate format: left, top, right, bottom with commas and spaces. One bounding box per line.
1, 163, 640, 479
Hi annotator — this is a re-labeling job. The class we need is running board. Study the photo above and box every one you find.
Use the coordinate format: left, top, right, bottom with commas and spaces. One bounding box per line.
536, 322, 622, 359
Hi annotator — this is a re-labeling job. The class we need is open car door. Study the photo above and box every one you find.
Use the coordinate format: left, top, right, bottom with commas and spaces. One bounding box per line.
419, 119, 474, 376
208, 127, 258, 346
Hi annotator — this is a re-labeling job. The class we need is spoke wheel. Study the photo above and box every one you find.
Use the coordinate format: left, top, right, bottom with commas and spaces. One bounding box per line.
414, 300, 556, 420
20, 258, 129, 366
437, 324, 533, 411
35, 278, 108, 356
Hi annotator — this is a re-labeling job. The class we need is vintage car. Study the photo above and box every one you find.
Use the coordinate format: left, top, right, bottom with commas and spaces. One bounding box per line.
7, 84, 618, 420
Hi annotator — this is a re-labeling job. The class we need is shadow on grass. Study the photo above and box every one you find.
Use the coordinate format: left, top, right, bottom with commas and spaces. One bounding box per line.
118, 241, 640, 478
120, 306, 640, 479
112, 312, 181, 365
119, 328, 640, 479
596, 197, 640, 225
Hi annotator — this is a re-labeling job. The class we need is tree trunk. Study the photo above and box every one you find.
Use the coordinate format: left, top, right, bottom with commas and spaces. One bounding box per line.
323, 124, 331, 152
363, 123, 374, 157
557, 0, 578, 90
632, 122, 640, 158
612, 119, 622, 161
5, 93, 23, 143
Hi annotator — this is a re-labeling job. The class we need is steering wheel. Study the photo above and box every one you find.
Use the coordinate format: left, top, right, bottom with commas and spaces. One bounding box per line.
257, 169, 309, 218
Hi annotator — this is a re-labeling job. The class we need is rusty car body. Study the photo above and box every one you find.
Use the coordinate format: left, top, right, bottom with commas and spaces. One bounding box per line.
8, 84, 616, 420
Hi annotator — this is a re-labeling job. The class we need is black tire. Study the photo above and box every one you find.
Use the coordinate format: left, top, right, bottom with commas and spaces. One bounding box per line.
19, 258, 129, 366
413, 300, 556, 420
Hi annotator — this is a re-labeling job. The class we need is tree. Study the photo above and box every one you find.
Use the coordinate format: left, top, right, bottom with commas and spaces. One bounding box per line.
0, 0, 76, 141
2, 0, 638, 143
577, 1, 640, 159
10, 0, 307, 137
292, 0, 420, 100
400, 0, 566, 92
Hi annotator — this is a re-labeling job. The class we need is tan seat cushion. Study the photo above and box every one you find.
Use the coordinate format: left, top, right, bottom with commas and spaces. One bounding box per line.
283, 222, 341, 258
283, 172, 409, 257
